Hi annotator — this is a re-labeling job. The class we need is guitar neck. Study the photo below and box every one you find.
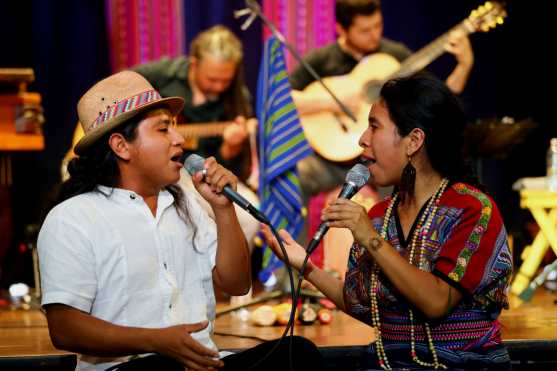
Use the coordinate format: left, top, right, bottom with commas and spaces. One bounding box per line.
176, 122, 232, 139
396, 21, 474, 79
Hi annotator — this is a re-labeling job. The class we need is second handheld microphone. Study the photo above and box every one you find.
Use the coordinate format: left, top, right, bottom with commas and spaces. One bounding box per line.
306, 163, 371, 255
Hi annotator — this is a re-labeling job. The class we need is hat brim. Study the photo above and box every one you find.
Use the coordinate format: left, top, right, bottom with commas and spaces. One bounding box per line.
74, 96, 184, 155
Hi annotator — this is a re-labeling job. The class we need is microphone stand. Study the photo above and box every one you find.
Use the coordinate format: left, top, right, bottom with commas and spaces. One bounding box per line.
234, 5, 350, 369
234, 0, 357, 123
234, 0, 338, 296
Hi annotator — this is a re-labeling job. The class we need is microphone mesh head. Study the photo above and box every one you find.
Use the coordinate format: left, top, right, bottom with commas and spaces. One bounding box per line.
346, 163, 371, 189
184, 154, 205, 175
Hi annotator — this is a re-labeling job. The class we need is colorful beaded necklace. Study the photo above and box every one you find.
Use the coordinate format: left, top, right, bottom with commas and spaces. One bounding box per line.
370, 178, 449, 370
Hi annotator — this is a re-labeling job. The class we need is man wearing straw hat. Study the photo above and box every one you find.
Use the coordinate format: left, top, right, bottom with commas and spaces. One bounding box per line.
134, 25, 260, 257
37, 70, 251, 370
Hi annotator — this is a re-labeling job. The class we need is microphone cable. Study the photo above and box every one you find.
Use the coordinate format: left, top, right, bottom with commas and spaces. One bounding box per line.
244, 223, 298, 371
244, 235, 319, 371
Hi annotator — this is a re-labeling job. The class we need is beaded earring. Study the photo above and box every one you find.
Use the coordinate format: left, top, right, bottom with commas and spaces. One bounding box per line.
399, 155, 416, 204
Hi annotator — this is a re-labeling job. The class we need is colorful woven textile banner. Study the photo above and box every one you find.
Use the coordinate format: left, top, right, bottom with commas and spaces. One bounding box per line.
263, 0, 336, 70
256, 36, 313, 285
106, 0, 185, 71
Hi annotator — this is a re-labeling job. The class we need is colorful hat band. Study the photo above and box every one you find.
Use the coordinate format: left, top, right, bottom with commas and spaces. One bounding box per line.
90, 89, 162, 130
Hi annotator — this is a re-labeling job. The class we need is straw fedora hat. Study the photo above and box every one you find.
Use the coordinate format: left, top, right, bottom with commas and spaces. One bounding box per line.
74, 70, 184, 155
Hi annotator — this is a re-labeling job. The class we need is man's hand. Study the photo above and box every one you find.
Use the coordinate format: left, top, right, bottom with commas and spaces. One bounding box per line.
153, 322, 223, 371
220, 116, 249, 160
223, 116, 249, 147
191, 156, 238, 209
44, 304, 223, 370
446, 30, 474, 69
444, 30, 474, 94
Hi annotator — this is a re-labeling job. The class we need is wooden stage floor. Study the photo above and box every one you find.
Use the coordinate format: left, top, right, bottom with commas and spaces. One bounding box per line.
1, 289, 556, 368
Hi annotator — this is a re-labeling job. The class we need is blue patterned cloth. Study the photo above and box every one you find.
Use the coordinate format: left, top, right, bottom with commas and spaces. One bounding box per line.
256, 36, 313, 285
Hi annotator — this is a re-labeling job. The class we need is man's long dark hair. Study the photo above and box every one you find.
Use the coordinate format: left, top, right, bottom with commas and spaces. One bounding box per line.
221, 64, 252, 119
56, 109, 198, 244
380, 72, 482, 190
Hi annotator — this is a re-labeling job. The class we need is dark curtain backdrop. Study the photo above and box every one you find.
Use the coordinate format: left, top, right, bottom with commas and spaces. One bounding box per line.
0, 0, 549, 287
383, 0, 552, 228
0, 0, 263, 287
0, 0, 111, 287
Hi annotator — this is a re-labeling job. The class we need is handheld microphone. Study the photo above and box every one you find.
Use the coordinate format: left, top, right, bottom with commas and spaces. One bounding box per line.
306, 164, 371, 255
183, 154, 270, 225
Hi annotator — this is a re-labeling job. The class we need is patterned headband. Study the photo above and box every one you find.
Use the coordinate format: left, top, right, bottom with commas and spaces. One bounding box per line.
90, 89, 162, 130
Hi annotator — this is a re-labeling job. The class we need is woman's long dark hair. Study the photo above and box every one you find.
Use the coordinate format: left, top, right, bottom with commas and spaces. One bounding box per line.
56, 110, 198, 245
380, 72, 482, 190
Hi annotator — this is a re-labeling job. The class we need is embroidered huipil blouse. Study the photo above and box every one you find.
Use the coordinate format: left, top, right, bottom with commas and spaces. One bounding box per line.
344, 183, 513, 351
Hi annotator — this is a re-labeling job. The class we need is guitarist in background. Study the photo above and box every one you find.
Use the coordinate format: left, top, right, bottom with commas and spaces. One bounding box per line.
134, 25, 253, 180
291, 0, 474, 200
134, 25, 260, 253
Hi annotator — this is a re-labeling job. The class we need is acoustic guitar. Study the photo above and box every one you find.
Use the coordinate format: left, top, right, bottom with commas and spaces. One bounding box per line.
175, 120, 260, 188
176, 121, 233, 150
300, 1, 507, 162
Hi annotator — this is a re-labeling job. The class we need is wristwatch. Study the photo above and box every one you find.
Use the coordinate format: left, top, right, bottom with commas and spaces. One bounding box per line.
368, 235, 382, 251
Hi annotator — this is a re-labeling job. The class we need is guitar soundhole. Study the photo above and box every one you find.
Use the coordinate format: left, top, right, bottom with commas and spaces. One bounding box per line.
364, 80, 382, 103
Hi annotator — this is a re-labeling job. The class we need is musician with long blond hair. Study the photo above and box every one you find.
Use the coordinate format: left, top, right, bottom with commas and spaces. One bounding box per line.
134, 25, 260, 250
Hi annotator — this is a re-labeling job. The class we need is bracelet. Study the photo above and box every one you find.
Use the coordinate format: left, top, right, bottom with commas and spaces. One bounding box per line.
368, 235, 383, 252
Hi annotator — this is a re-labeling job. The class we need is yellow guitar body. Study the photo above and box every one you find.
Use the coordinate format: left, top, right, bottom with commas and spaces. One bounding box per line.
300, 53, 401, 162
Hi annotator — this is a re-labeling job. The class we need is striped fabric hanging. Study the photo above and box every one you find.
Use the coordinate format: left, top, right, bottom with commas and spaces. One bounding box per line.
256, 36, 313, 285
